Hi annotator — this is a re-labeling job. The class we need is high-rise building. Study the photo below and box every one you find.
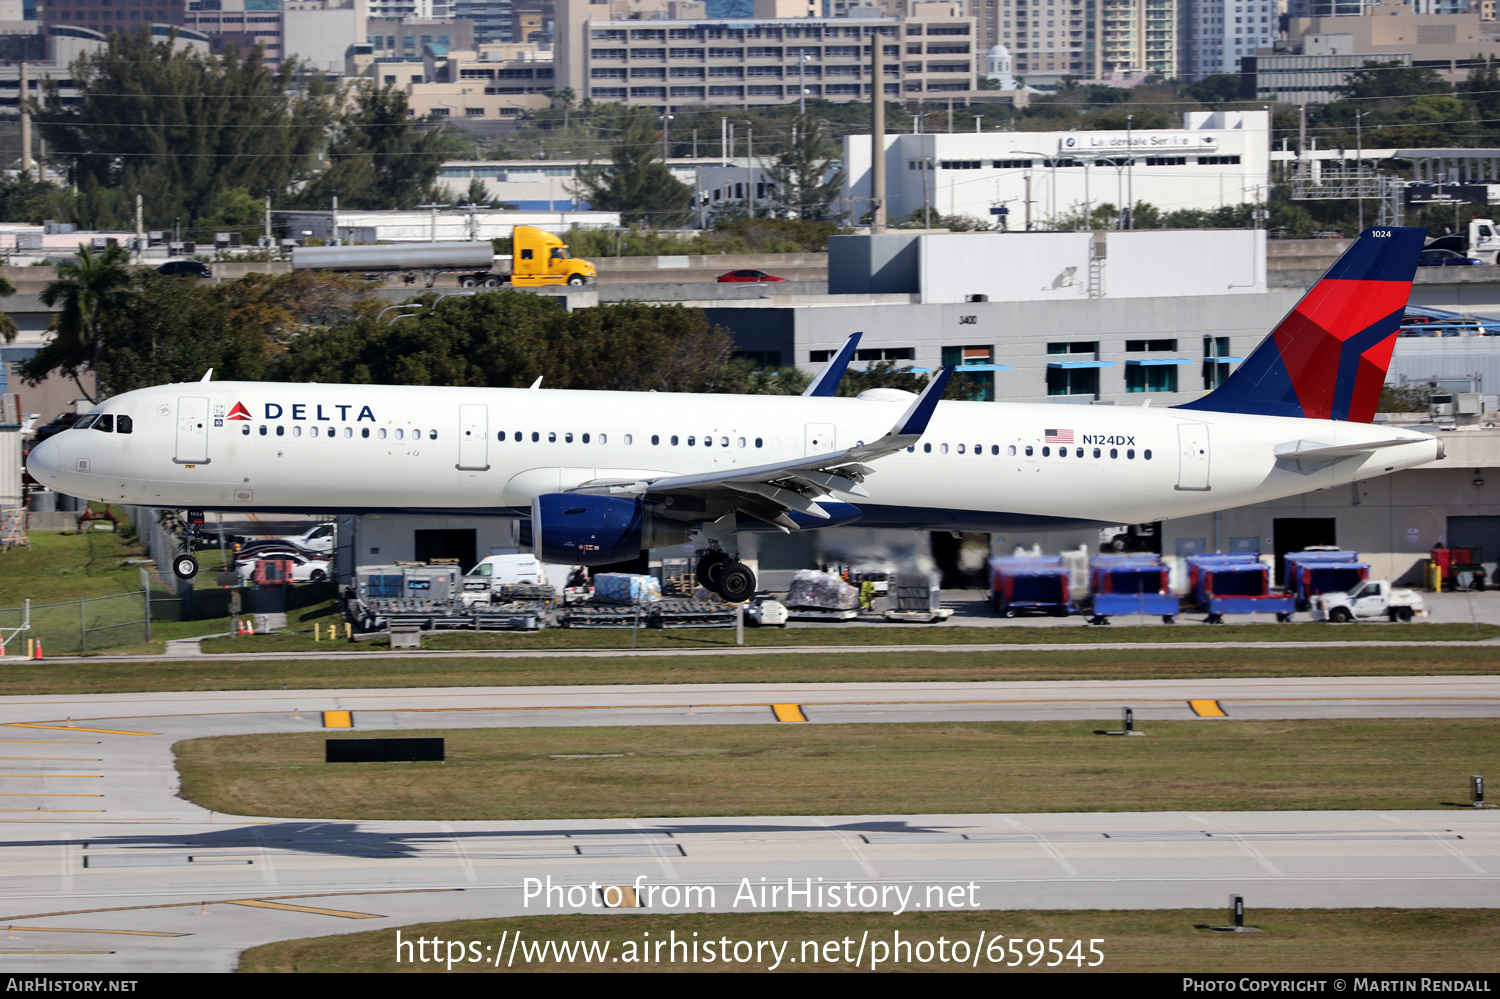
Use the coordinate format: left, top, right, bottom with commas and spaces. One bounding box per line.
455, 0, 513, 43
1178, 0, 1272, 80
185, 0, 283, 62
40, 0, 187, 35
556, 0, 975, 109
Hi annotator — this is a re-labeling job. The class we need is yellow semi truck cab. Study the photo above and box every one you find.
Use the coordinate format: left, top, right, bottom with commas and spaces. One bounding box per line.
511, 226, 596, 287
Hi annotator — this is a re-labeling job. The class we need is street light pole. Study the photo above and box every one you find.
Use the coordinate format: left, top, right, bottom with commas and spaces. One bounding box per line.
1125, 113, 1134, 229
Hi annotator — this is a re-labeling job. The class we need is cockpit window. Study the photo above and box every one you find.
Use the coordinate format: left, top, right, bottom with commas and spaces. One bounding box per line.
117, 415, 132, 434
93, 414, 114, 432
74, 414, 101, 430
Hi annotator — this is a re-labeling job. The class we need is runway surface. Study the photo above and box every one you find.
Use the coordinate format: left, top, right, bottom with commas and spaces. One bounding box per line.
20, 635, 1500, 666
0, 676, 1495, 972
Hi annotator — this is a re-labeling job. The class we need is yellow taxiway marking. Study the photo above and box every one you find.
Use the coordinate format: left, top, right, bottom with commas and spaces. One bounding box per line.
0, 926, 186, 938
0, 889, 453, 922
600, 886, 639, 908
0, 741, 100, 745
4, 724, 156, 736
225, 899, 382, 919
1189, 699, 1229, 717
322, 710, 353, 729
771, 704, 808, 723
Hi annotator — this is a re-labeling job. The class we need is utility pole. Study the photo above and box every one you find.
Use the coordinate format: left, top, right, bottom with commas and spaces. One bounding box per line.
19, 61, 30, 181
975, 115, 983, 133
1356, 111, 1365, 232
1125, 113, 1134, 229
746, 126, 754, 218
1024, 171, 1032, 230
871, 26, 886, 233
134, 193, 143, 265
264, 191, 272, 248
331, 194, 339, 246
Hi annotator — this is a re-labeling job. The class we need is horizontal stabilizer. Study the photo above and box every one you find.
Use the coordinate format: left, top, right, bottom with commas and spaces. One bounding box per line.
1274, 437, 1420, 474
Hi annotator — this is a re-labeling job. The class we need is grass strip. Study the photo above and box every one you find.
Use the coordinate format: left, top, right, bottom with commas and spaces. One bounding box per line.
198, 620, 1500, 655
6, 645, 1500, 696
177, 719, 1500, 821
236, 908, 1500, 973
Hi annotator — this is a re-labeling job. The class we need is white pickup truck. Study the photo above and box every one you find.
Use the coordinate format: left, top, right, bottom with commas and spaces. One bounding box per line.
1311, 579, 1426, 623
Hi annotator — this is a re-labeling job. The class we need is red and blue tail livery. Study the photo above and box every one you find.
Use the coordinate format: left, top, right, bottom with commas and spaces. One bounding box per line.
1177, 226, 1426, 424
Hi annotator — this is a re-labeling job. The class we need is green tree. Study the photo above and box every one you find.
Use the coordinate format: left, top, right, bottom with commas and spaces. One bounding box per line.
74, 273, 273, 395
770, 115, 844, 221
294, 84, 455, 211
22, 244, 133, 401
570, 108, 693, 225
273, 292, 734, 392
1188, 74, 1243, 103
1335, 61, 1451, 102
0, 275, 16, 345
36, 29, 331, 231
462, 177, 491, 206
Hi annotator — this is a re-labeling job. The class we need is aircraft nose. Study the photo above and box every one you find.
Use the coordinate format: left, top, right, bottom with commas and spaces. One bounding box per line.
26, 437, 60, 488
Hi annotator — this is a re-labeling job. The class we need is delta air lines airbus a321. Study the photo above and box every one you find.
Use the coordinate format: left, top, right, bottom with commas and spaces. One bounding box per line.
26, 227, 1444, 601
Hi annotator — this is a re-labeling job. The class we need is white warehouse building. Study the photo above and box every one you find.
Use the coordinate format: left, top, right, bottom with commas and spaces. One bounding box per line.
842, 110, 1271, 228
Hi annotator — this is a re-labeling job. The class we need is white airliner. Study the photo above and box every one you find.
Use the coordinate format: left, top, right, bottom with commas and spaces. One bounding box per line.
25, 227, 1442, 601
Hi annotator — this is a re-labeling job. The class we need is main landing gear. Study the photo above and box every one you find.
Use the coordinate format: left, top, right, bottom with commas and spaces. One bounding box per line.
694, 547, 756, 603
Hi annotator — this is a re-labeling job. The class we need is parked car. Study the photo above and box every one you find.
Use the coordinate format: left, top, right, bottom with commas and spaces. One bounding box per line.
235, 549, 331, 583
1417, 249, 1483, 267
717, 269, 784, 283
156, 260, 213, 278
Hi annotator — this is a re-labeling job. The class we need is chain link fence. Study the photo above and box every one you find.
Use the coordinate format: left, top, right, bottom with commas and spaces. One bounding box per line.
0, 576, 181, 655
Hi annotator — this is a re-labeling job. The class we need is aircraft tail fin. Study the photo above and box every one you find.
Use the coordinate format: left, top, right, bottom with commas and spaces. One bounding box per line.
1175, 226, 1426, 423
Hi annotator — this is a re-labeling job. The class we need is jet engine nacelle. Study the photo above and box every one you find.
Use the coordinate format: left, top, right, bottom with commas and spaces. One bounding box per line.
525, 493, 690, 565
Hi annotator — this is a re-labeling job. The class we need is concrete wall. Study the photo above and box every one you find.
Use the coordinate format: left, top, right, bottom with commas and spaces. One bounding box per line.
710, 288, 1306, 403
828, 233, 921, 295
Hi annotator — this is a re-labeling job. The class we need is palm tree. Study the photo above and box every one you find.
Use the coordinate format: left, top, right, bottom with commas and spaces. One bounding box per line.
39, 243, 132, 401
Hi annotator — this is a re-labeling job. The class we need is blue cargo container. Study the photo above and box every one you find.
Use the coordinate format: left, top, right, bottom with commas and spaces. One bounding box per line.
1186, 554, 1294, 624
1087, 554, 1179, 624
989, 556, 1074, 617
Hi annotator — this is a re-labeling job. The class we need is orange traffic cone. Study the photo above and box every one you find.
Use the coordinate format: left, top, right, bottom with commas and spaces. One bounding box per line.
32, 639, 42, 660
245, 618, 255, 636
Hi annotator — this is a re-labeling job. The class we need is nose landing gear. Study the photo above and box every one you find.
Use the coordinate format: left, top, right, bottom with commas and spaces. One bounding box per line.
173, 553, 199, 580
694, 548, 755, 603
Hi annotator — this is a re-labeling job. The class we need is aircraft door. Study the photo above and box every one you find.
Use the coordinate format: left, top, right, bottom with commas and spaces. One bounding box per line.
805, 423, 836, 457
174, 396, 210, 464
457, 404, 489, 471
1175, 422, 1210, 491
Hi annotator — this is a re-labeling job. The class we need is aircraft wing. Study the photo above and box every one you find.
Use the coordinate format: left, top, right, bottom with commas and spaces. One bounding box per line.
572, 367, 953, 528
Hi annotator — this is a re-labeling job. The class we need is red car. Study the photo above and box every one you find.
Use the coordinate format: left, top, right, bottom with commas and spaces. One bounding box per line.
717, 269, 785, 283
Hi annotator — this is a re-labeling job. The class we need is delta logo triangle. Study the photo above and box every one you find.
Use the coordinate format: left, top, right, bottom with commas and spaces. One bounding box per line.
226, 402, 252, 421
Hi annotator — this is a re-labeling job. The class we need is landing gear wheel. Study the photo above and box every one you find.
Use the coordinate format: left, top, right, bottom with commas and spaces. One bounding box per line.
172, 554, 199, 580
716, 561, 756, 603
695, 550, 729, 589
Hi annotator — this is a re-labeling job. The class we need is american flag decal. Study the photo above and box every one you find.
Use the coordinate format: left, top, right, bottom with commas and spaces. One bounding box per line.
1044, 428, 1074, 444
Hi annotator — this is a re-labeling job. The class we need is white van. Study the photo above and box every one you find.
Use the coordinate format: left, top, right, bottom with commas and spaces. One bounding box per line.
460, 554, 547, 604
